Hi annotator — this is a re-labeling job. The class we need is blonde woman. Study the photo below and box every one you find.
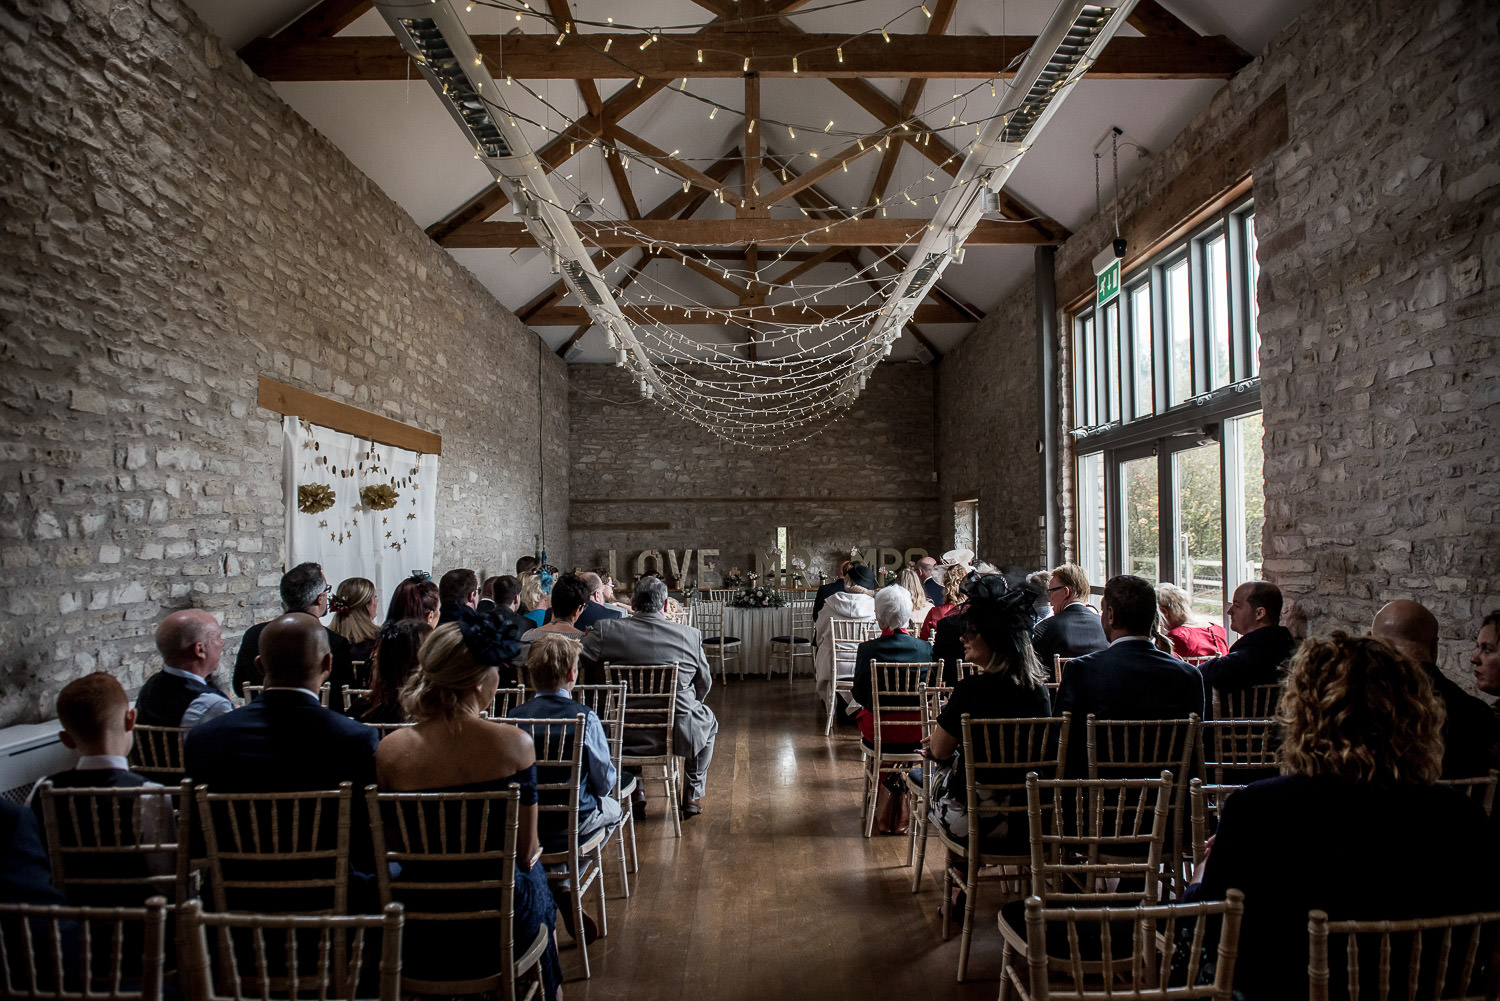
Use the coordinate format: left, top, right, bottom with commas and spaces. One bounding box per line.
519, 572, 552, 628
1193, 633, 1495, 999
329, 576, 380, 664
1155, 581, 1228, 659
376, 620, 562, 999
899, 567, 933, 634
918, 563, 969, 642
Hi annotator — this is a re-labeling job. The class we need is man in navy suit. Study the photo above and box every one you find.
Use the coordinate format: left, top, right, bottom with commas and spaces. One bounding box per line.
574, 572, 625, 632
1197, 580, 1296, 697
187, 613, 379, 891
1031, 563, 1108, 669
1055, 574, 1204, 776
231, 562, 355, 709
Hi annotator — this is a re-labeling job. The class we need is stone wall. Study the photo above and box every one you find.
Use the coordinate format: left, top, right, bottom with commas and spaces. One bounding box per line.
933, 275, 1046, 573
0, 0, 568, 725
1044, 0, 1500, 681
568, 364, 939, 585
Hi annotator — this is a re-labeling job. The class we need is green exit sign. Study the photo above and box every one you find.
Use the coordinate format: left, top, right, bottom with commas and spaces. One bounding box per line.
1096, 257, 1121, 307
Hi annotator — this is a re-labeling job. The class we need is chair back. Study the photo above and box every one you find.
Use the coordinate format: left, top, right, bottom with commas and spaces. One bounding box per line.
196, 783, 352, 916
954, 660, 980, 683
367, 786, 544, 997
1186, 778, 1248, 869
1005, 889, 1246, 1000
1086, 715, 1200, 892
1052, 655, 1072, 683
179, 898, 403, 1001
570, 682, 628, 726
1307, 907, 1500, 1001
830, 618, 877, 682
1199, 718, 1279, 786
707, 588, 737, 602
242, 683, 331, 707
36, 781, 187, 909
128, 726, 188, 784
506, 715, 587, 858
696, 601, 727, 636
1210, 681, 1281, 720
488, 685, 528, 718
0, 896, 168, 1001
957, 715, 1071, 860
789, 600, 815, 640
341, 687, 373, 714
604, 664, 680, 763
1444, 769, 1498, 817
1025, 771, 1172, 906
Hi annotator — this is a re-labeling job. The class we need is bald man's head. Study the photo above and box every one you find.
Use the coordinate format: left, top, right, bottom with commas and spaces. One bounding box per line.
1371, 599, 1439, 666
155, 609, 225, 677
256, 613, 332, 690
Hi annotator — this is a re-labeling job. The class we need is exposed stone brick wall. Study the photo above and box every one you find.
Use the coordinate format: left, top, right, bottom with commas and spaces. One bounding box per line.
1046, 0, 1500, 684
933, 277, 1046, 573
0, 0, 568, 725
568, 364, 939, 583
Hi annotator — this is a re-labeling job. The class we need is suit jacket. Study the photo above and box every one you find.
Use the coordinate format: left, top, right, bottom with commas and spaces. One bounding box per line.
1197, 625, 1295, 694
922, 578, 944, 607
232, 620, 355, 707
574, 601, 625, 632
851, 631, 935, 711
579, 612, 716, 757
0, 800, 63, 905
1031, 602, 1108, 665
185, 690, 379, 874
1425, 663, 1500, 779
1055, 637, 1205, 776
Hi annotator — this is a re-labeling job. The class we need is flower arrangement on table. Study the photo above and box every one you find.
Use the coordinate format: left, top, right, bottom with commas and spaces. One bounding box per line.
721, 567, 749, 588
731, 583, 786, 608
876, 566, 898, 586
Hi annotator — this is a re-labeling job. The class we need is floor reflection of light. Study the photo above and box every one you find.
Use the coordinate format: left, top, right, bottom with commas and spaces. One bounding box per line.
776, 741, 798, 783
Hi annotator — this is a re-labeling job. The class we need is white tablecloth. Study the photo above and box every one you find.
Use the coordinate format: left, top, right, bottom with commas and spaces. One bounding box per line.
720, 605, 793, 677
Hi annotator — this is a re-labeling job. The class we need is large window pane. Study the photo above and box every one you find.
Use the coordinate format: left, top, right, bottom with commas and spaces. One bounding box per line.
1075, 314, 1095, 427
1244, 216, 1260, 376
1103, 300, 1121, 422
1205, 233, 1231, 390
1231, 412, 1264, 583
1166, 258, 1192, 406
1173, 443, 1224, 618
1121, 455, 1159, 583
1077, 452, 1106, 604
1129, 283, 1153, 418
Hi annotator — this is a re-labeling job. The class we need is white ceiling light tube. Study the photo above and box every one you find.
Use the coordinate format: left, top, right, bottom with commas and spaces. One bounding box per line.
846, 0, 1139, 394
374, 0, 659, 395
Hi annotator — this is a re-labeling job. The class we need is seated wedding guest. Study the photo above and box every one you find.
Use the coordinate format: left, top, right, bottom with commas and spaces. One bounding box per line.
232, 562, 356, 704
851, 586, 933, 834
812, 560, 853, 623
1, 801, 63, 905
510, 634, 622, 844
1055, 574, 1205, 775
579, 577, 718, 818
1155, 582, 1227, 659
1025, 570, 1053, 628
1372, 599, 1500, 778
519, 573, 590, 668
1030, 563, 1107, 667
814, 563, 879, 720
916, 555, 944, 607
376, 620, 563, 1000
437, 568, 480, 624
574, 572, 626, 632
351, 619, 431, 723
898, 568, 934, 635
919, 564, 969, 642
1474, 609, 1500, 702
924, 577, 1051, 852
1191, 633, 1497, 1000
1196, 580, 1296, 698
329, 577, 381, 668
519, 572, 552, 628
135, 609, 233, 728
515, 556, 540, 614
385, 573, 440, 626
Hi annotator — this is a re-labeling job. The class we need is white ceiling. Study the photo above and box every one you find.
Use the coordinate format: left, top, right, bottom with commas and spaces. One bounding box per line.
185, 0, 1314, 365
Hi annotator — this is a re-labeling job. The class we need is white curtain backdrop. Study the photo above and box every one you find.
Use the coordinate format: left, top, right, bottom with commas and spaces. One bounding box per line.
282, 416, 439, 614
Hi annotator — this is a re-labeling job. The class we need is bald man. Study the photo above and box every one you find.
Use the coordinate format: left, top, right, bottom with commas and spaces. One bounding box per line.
135, 609, 233, 728
1196, 581, 1296, 703
1372, 599, 1500, 779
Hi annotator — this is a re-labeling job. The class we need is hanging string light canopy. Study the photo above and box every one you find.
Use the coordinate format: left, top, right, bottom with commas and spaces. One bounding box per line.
374, 0, 1139, 448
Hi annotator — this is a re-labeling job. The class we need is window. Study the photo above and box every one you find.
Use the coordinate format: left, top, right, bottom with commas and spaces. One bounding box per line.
776, 526, 788, 570
954, 499, 978, 556
1068, 200, 1261, 626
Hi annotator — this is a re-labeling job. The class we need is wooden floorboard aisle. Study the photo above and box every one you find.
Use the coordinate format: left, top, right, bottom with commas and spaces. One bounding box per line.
565, 678, 1002, 1000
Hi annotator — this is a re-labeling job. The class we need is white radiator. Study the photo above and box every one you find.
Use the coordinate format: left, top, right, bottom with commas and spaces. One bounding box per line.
0, 721, 78, 804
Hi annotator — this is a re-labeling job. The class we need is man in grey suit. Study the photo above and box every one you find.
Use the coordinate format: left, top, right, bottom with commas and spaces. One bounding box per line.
579, 577, 718, 818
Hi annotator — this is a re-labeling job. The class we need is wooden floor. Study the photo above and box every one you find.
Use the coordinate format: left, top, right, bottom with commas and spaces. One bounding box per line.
563, 676, 1005, 1000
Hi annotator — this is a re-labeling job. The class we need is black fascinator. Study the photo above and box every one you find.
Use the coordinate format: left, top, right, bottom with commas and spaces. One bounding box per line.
454, 605, 523, 667
960, 574, 1037, 665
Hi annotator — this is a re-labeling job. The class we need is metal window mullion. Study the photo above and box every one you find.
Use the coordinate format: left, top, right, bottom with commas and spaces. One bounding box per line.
1186, 237, 1208, 399
1150, 263, 1169, 418
1226, 210, 1252, 383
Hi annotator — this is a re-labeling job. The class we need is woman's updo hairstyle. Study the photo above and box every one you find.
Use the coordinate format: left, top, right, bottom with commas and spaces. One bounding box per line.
401, 615, 514, 722
960, 574, 1046, 686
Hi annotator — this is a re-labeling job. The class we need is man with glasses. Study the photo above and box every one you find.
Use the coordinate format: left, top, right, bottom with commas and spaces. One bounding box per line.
1031, 563, 1108, 669
231, 562, 356, 706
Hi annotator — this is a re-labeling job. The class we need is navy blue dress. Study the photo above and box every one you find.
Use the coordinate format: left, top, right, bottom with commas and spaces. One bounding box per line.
391, 767, 561, 996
